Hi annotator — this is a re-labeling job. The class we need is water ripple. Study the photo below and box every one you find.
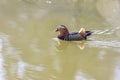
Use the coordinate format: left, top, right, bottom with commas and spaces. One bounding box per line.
93, 26, 120, 35
87, 41, 120, 48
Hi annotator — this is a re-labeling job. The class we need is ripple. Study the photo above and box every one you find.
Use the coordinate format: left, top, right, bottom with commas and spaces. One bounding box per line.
53, 37, 120, 48
87, 41, 120, 48
93, 26, 120, 35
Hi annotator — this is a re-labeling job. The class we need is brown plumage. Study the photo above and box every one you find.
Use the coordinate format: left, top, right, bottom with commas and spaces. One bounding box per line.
55, 25, 92, 41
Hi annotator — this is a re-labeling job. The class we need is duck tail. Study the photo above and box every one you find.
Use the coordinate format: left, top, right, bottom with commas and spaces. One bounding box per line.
85, 31, 93, 36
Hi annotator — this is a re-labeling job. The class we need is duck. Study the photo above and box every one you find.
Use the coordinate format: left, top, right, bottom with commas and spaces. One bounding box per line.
55, 25, 92, 41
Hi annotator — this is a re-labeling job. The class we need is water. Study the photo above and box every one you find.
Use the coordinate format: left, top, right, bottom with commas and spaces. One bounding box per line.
0, 0, 120, 80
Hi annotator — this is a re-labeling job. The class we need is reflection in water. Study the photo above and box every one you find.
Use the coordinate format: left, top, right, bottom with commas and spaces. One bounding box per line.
0, 33, 45, 80
54, 37, 120, 51
77, 41, 85, 50
17, 61, 44, 79
17, 61, 26, 79
75, 71, 94, 80
54, 39, 86, 51
0, 38, 5, 80
52, 36, 120, 79
114, 66, 120, 80
113, 55, 120, 80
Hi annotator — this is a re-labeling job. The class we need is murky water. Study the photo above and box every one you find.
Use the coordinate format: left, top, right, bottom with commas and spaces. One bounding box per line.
0, 0, 120, 80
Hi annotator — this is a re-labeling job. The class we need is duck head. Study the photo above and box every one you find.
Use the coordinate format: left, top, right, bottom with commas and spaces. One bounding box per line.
55, 25, 69, 37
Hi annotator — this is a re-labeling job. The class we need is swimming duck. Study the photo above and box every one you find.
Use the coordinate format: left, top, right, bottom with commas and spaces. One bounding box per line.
55, 25, 92, 41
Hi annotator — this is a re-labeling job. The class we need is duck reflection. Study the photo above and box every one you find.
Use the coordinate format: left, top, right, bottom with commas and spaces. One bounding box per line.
77, 41, 85, 50
55, 40, 86, 51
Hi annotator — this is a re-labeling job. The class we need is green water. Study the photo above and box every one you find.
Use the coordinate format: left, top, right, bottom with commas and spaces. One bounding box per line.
0, 0, 120, 80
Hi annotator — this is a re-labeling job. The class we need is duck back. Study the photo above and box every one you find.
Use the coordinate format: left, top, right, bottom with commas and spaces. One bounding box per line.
58, 32, 85, 41
58, 31, 92, 41
68, 32, 85, 41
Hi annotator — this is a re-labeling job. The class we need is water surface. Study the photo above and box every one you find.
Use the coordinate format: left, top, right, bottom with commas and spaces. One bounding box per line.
0, 0, 120, 80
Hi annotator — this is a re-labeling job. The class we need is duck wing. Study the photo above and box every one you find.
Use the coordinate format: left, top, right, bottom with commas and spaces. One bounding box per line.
67, 32, 85, 41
